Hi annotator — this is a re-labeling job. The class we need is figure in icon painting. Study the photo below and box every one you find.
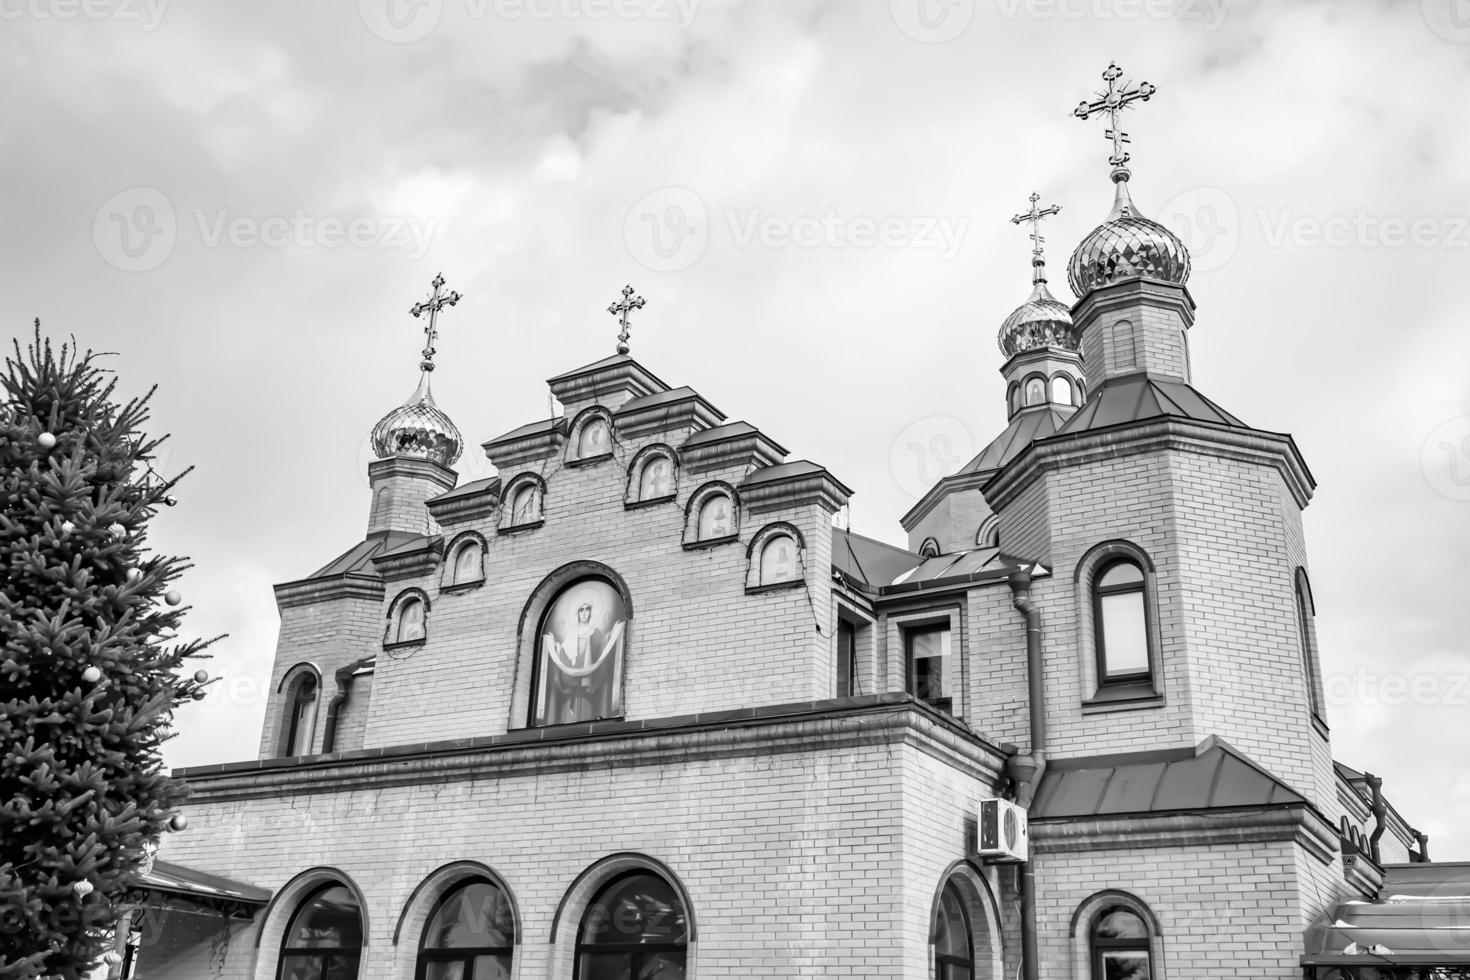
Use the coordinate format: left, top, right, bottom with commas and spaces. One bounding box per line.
535, 580, 626, 725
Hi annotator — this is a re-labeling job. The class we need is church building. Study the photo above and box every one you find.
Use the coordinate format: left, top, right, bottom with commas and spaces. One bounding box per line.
124, 65, 1466, 980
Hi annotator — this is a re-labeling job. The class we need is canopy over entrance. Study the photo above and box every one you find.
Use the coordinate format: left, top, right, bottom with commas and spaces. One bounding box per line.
1304, 862, 1470, 979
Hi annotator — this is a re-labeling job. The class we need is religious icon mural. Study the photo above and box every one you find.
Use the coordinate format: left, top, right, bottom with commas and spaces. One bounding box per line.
533, 579, 627, 726
759, 535, 797, 585
697, 494, 732, 539
578, 417, 610, 458
509, 484, 541, 526
639, 456, 674, 499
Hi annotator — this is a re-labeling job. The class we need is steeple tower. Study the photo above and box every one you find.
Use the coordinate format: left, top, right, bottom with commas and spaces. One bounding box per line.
998, 192, 1085, 418
366, 274, 463, 536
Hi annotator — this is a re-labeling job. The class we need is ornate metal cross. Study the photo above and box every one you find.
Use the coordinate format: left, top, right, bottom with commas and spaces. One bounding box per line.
410, 273, 461, 372
1011, 191, 1062, 283
1073, 62, 1157, 181
607, 284, 645, 355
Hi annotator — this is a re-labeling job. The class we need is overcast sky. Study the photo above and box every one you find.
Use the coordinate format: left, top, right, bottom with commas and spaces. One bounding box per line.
4, 0, 1469, 857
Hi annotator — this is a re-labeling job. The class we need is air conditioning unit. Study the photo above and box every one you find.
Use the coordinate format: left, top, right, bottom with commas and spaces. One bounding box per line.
977, 799, 1029, 863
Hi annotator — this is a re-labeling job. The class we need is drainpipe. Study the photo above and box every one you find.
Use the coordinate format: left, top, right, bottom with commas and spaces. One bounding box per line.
1414, 831, 1431, 863
320, 657, 372, 754
1364, 773, 1387, 864
1006, 569, 1046, 980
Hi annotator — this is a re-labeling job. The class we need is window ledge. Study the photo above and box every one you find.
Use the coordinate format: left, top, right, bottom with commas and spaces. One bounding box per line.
683, 534, 739, 551
498, 519, 544, 536
625, 494, 677, 511
565, 453, 613, 468
745, 579, 804, 596
440, 578, 484, 595
383, 637, 426, 653
1311, 713, 1330, 739
1082, 685, 1162, 714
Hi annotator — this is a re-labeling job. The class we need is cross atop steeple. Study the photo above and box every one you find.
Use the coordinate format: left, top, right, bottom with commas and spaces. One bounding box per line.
1073, 62, 1157, 183
1010, 192, 1062, 285
608, 284, 645, 355
409, 273, 461, 372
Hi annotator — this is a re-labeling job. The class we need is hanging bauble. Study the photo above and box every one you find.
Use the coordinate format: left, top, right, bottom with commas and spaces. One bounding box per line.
192, 689, 207, 701
126, 567, 143, 582
82, 666, 102, 684
108, 523, 126, 537
165, 589, 182, 606
168, 813, 189, 832
37, 431, 56, 449
60, 521, 75, 535
73, 880, 93, 898
163, 496, 178, 507
193, 669, 209, 684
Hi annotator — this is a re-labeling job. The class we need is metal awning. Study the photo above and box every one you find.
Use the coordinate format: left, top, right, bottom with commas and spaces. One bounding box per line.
1304, 862, 1470, 977
125, 859, 271, 920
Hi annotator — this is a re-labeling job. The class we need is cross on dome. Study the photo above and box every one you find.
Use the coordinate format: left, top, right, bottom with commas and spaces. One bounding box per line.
608, 284, 646, 356
1073, 61, 1157, 183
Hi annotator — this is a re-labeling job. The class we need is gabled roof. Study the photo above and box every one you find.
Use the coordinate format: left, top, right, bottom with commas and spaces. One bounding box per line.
1032, 736, 1305, 819
1056, 372, 1246, 435
308, 531, 425, 579
832, 528, 919, 589
959, 407, 1074, 475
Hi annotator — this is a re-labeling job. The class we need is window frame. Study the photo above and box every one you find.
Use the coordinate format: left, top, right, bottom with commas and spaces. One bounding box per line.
625, 445, 679, 509
276, 882, 363, 980
934, 881, 975, 980
683, 482, 740, 549
526, 575, 629, 729
278, 665, 320, 758
567, 408, 614, 464
905, 621, 954, 715
1092, 558, 1152, 687
745, 523, 805, 594
571, 870, 688, 980
1089, 906, 1154, 980
499, 475, 546, 533
414, 878, 515, 980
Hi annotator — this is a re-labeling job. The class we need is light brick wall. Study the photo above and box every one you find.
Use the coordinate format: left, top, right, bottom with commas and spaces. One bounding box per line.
1077, 300, 1191, 387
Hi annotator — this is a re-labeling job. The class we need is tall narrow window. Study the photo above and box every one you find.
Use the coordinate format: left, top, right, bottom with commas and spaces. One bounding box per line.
397, 598, 426, 644
532, 579, 628, 727
281, 671, 319, 757
1024, 376, 1046, 406
575, 872, 687, 980
417, 880, 515, 980
837, 620, 857, 698
279, 884, 362, 980
1094, 560, 1150, 684
1112, 320, 1137, 370
1090, 907, 1151, 980
907, 625, 953, 713
1295, 571, 1323, 719
933, 882, 973, 980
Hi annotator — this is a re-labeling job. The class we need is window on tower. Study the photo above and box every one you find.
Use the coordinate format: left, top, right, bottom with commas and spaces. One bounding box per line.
1052, 375, 1074, 405
1093, 560, 1150, 684
278, 667, 320, 757
1024, 376, 1046, 406
1295, 569, 1325, 723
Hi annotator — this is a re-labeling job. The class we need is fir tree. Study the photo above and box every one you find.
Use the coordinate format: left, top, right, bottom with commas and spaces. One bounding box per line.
0, 327, 212, 980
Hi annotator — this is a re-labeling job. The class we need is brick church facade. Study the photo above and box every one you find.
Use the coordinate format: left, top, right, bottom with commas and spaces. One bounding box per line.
125, 70, 1458, 980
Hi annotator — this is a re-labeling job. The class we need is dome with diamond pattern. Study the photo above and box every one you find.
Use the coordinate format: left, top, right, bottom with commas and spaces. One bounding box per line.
997, 277, 1077, 358
1067, 180, 1191, 296
370, 371, 463, 466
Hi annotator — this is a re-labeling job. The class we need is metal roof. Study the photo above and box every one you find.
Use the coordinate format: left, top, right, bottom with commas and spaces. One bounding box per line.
308, 531, 425, 579
1056, 372, 1245, 435
959, 406, 1074, 475
1305, 863, 1470, 966
615, 385, 725, 420
429, 475, 500, 504
1032, 736, 1305, 819
831, 528, 920, 588
483, 415, 564, 448
546, 353, 671, 390
133, 859, 271, 906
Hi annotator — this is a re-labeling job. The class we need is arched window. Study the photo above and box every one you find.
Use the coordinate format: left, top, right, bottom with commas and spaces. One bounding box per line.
1112, 320, 1138, 370
279, 883, 363, 980
1024, 376, 1046, 406
452, 541, 483, 585
508, 483, 542, 527
280, 669, 319, 757
1075, 379, 1087, 406
697, 493, 734, 540
977, 518, 1000, 549
577, 417, 611, 459
1051, 375, 1074, 405
1008, 383, 1021, 415
1094, 560, 1150, 684
1090, 907, 1152, 980
417, 879, 515, 979
933, 882, 973, 980
531, 578, 628, 727
637, 455, 675, 501
575, 872, 688, 980
759, 534, 798, 585
1295, 569, 1323, 719
919, 537, 941, 559
397, 598, 426, 644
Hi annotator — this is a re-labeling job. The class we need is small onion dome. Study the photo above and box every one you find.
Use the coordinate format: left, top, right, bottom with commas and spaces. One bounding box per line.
1067, 179, 1190, 297
997, 278, 1077, 358
370, 371, 463, 466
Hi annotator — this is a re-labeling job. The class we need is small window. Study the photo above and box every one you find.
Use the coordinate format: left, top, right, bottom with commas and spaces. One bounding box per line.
577, 417, 611, 458
1112, 319, 1138, 369
759, 535, 798, 585
837, 620, 857, 698
1075, 379, 1087, 406
397, 598, 426, 644
280, 670, 319, 757
697, 493, 734, 540
508, 484, 541, 526
977, 518, 1000, 549
906, 625, 952, 713
1090, 907, 1152, 980
576, 872, 687, 980
934, 882, 973, 980
637, 455, 675, 500
1008, 383, 1021, 415
279, 884, 363, 980
1295, 570, 1323, 719
1094, 560, 1149, 683
919, 537, 941, 559
452, 542, 483, 585
417, 879, 515, 979
1051, 375, 1074, 405
1024, 377, 1046, 406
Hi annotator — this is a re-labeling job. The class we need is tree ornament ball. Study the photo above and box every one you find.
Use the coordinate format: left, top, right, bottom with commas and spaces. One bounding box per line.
126, 567, 143, 582
60, 520, 75, 535
82, 666, 103, 684
164, 495, 178, 507
73, 880, 94, 898
38, 431, 56, 449
165, 589, 182, 606
193, 669, 209, 684
108, 522, 127, 537
192, 689, 207, 701
169, 813, 189, 832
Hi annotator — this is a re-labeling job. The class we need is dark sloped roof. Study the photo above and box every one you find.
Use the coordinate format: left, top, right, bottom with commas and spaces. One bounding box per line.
683, 420, 790, 456
308, 531, 424, 579
134, 859, 271, 906
1056, 373, 1246, 435
429, 475, 500, 504
1032, 736, 1305, 819
1305, 863, 1470, 964
376, 533, 435, 561
959, 407, 1074, 475
484, 416, 564, 448
832, 528, 919, 588
615, 385, 724, 419
546, 353, 671, 390
741, 460, 851, 496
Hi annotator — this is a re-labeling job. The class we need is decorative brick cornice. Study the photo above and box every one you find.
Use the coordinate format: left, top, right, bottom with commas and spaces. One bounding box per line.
680, 423, 788, 474
365, 455, 458, 491
614, 386, 725, 440
984, 417, 1316, 512
547, 355, 668, 410
273, 572, 384, 610
740, 461, 852, 514
426, 480, 500, 526
370, 536, 444, 581
1032, 803, 1339, 865
482, 417, 567, 472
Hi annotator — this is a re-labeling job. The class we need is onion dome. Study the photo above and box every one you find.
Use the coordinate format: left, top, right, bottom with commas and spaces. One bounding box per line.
998, 276, 1077, 358
1067, 179, 1191, 296
370, 371, 463, 466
